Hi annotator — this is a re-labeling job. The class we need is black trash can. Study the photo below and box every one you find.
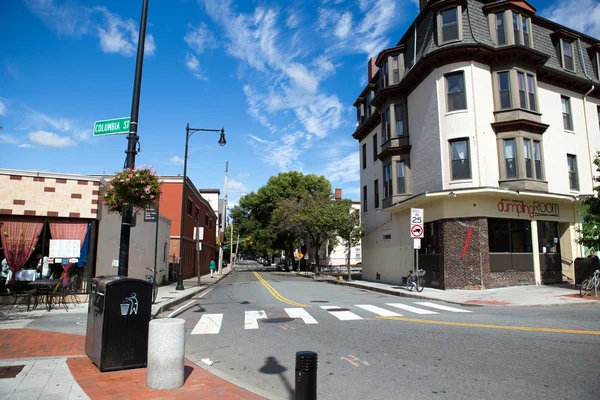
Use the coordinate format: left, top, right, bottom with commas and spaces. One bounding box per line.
574, 258, 591, 284
85, 276, 152, 372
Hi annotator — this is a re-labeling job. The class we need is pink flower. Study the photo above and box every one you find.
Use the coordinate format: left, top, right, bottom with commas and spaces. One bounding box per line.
120, 179, 124, 182
126, 178, 130, 182
150, 195, 155, 199
128, 174, 133, 178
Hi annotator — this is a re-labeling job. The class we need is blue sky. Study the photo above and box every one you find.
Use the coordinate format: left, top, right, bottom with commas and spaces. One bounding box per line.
1, 0, 599, 205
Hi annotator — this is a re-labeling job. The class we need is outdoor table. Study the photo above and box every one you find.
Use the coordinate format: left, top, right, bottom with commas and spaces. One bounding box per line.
15, 269, 37, 281
29, 279, 61, 310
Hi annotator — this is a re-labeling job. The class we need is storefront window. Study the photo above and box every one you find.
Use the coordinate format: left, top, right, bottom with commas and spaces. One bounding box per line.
537, 221, 560, 254
488, 218, 531, 253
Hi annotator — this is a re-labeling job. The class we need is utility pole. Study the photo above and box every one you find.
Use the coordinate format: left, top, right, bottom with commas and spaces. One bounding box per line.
218, 161, 228, 275
118, 0, 149, 277
234, 232, 240, 267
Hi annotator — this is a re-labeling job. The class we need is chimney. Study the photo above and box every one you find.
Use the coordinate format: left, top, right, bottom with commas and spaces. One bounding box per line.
419, 0, 429, 12
367, 58, 377, 82
335, 188, 342, 200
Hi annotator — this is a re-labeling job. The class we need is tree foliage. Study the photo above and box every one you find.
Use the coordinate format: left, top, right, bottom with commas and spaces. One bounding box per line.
577, 151, 600, 250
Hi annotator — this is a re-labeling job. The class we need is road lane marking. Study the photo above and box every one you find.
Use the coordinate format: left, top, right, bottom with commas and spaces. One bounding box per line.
285, 308, 318, 324
414, 302, 472, 313
321, 306, 363, 321
191, 314, 223, 335
356, 304, 402, 317
386, 303, 438, 315
167, 300, 196, 317
196, 287, 214, 298
377, 316, 600, 336
252, 272, 307, 307
245, 310, 267, 329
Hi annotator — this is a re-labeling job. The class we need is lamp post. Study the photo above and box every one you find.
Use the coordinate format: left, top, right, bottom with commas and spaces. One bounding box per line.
176, 124, 226, 291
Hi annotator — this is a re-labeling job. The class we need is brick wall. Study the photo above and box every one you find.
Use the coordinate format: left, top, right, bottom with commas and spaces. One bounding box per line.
440, 217, 490, 289
486, 271, 535, 289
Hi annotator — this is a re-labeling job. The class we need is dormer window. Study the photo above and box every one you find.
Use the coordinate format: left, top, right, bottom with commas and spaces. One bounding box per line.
513, 13, 521, 45
522, 16, 530, 47
381, 59, 389, 88
437, 6, 462, 45
392, 55, 400, 84
561, 39, 575, 71
496, 13, 506, 45
488, 10, 532, 47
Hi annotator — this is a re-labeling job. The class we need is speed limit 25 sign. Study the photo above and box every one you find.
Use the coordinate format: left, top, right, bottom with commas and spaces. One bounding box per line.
410, 208, 424, 238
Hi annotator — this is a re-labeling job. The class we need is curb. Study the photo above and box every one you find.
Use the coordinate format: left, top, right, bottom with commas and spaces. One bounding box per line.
151, 270, 233, 318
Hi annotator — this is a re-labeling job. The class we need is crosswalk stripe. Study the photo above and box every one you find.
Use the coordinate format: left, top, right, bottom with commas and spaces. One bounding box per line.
355, 304, 402, 317
285, 308, 319, 324
414, 302, 472, 313
321, 306, 363, 321
245, 310, 267, 329
191, 314, 223, 335
386, 303, 438, 315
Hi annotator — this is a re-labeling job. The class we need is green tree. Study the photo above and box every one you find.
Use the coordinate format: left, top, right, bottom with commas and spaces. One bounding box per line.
577, 151, 600, 250
335, 201, 362, 281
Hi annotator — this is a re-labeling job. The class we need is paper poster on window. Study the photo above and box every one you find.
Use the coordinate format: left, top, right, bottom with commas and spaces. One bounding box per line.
49, 240, 81, 258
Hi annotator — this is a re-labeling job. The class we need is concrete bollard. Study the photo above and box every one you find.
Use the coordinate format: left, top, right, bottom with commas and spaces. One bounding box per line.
146, 318, 185, 390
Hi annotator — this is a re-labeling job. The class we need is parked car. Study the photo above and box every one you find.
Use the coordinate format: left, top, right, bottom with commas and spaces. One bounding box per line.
276, 262, 289, 272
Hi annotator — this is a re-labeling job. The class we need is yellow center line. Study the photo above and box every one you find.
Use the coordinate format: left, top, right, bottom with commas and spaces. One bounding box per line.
253, 272, 308, 307
376, 316, 600, 336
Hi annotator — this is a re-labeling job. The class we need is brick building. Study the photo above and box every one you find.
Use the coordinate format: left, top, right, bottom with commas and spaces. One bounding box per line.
353, 0, 600, 289
160, 177, 219, 280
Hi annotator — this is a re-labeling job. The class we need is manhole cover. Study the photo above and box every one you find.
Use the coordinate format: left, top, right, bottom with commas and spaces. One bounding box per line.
310, 300, 329, 303
262, 318, 295, 324
0, 365, 24, 379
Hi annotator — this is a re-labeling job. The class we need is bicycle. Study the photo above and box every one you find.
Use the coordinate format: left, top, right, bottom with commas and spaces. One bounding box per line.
580, 269, 600, 297
406, 269, 426, 293
145, 267, 165, 304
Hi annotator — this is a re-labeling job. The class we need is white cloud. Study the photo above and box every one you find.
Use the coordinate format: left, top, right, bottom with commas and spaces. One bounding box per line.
0, 135, 19, 144
18, 144, 33, 148
236, 172, 249, 180
243, 85, 277, 132
95, 7, 156, 57
541, 0, 600, 39
285, 12, 300, 29
184, 23, 218, 53
323, 152, 360, 184
248, 134, 270, 144
169, 156, 184, 165
23, 106, 72, 132
28, 130, 76, 148
335, 12, 353, 39
185, 53, 207, 80
24, 0, 91, 37
0, 99, 7, 116
227, 179, 249, 194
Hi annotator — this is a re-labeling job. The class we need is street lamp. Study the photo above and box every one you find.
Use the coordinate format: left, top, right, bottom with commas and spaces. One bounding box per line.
176, 123, 226, 290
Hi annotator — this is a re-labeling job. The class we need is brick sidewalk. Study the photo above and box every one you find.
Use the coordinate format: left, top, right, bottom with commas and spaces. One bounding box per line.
0, 329, 265, 400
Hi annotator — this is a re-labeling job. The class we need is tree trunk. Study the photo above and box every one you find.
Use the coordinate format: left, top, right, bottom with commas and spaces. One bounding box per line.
347, 239, 352, 281
314, 245, 320, 277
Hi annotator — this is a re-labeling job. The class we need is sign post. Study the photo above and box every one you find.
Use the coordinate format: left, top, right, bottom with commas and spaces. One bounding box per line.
410, 208, 424, 274
93, 117, 131, 136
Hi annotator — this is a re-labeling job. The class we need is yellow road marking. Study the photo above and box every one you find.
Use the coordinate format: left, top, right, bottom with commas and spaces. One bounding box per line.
253, 272, 307, 307
376, 316, 600, 336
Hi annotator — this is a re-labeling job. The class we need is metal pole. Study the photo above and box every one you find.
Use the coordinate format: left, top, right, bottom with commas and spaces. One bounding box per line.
176, 124, 190, 290
219, 161, 228, 275
196, 217, 201, 286
152, 202, 160, 286
234, 232, 240, 267
118, 0, 149, 277
295, 351, 317, 400
229, 220, 234, 266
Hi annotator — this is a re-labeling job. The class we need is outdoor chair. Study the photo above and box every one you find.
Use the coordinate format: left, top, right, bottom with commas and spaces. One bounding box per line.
8, 281, 36, 312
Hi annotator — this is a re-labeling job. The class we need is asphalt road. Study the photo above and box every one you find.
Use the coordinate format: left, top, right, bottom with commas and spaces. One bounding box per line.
166, 261, 600, 400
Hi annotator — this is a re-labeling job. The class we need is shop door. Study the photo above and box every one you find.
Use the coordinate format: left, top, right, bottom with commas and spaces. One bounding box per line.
537, 221, 562, 283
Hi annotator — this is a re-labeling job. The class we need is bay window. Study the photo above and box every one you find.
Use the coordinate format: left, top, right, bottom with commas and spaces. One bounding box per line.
496, 13, 506, 46
534, 141, 542, 180
513, 13, 521, 45
504, 139, 517, 179
498, 71, 511, 109
395, 104, 405, 137
383, 163, 392, 198
446, 71, 466, 112
397, 161, 406, 194
523, 138, 532, 178
450, 138, 471, 180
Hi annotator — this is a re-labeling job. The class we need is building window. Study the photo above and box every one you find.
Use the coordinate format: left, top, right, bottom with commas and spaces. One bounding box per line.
374, 180, 379, 209
496, 13, 506, 46
523, 138, 533, 178
498, 71, 511, 109
516, 72, 537, 111
396, 161, 406, 194
187, 198, 193, 216
504, 139, 517, 179
450, 138, 471, 180
527, 74, 536, 111
366, 92, 373, 118
488, 218, 532, 254
372, 134, 378, 162
383, 163, 392, 198
567, 154, 579, 190
195, 206, 200, 221
517, 72, 526, 109
362, 185, 368, 212
382, 107, 391, 142
597, 105, 600, 130
561, 39, 575, 71
446, 72, 466, 112
381, 58, 388, 88
362, 143, 367, 169
561, 96, 573, 131
522, 16, 530, 47
356, 105, 363, 126
205, 214, 209, 226
513, 13, 521, 45
440, 7, 459, 43
595, 53, 600, 79
534, 141, 542, 180
419, 221, 439, 255
395, 104, 405, 137
392, 55, 400, 84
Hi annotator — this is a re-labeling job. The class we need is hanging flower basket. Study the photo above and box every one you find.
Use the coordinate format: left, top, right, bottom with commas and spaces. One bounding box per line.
103, 166, 162, 214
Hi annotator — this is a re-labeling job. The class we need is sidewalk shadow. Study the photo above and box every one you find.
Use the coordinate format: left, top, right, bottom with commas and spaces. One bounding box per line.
259, 356, 294, 400
184, 365, 194, 383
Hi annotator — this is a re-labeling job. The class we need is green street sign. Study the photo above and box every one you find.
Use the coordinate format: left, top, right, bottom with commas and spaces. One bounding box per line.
94, 117, 130, 136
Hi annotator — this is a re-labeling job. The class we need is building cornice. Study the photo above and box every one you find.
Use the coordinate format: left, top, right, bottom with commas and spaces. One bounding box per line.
491, 118, 549, 134
375, 45, 405, 67
377, 145, 412, 161
352, 110, 381, 142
